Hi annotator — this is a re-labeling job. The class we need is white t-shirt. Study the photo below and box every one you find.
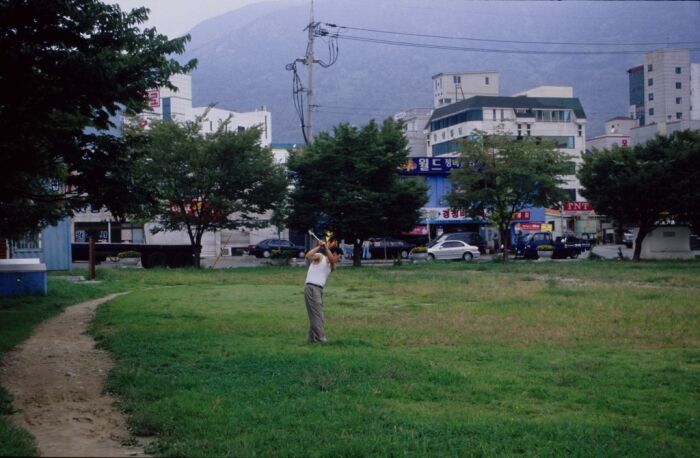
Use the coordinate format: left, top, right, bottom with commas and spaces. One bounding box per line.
305, 255, 331, 287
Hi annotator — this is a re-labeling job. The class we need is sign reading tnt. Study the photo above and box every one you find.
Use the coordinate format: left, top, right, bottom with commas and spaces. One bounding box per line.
563, 202, 592, 212
512, 211, 531, 221
147, 89, 160, 108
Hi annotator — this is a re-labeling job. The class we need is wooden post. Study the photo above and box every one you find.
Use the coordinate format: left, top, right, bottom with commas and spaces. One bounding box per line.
88, 235, 96, 280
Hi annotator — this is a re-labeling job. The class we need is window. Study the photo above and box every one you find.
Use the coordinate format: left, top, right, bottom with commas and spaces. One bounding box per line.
676, 67, 682, 74
565, 188, 577, 201
485, 76, 490, 85
441, 132, 445, 139
500, 109, 504, 121
433, 134, 437, 142
450, 129, 454, 138
458, 127, 462, 135
453, 75, 461, 84
648, 78, 653, 86
648, 93, 654, 101
492, 109, 497, 121
647, 64, 653, 72
577, 124, 582, 137
527, 124, 531, 136
676, 97, 682, 104
649, 108, 655, 116
676, 112, 683, 119
676, 82, 682, 89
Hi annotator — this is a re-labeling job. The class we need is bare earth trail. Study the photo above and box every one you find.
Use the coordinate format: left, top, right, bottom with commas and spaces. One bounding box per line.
0, 293, 150, 457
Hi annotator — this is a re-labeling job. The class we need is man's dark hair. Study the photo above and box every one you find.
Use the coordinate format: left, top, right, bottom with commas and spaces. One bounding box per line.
330, 246, 344, 256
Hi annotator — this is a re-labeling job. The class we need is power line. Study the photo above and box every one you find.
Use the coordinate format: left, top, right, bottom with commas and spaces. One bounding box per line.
327, 23, 700, 47
329, 33, 700, 56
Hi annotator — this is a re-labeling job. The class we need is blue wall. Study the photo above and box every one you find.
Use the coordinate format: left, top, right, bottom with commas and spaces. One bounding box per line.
12, 219, 72, 271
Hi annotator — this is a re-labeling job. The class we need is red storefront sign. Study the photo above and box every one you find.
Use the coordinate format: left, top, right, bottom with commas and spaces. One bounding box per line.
147, 89, 160, 108
512, 210, 531, 221
519, 223, 541, 231
402, 226, 429, 236
563, 202, 592, 212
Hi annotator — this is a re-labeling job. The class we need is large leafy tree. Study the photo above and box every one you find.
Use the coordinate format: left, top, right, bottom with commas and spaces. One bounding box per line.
131, 119, 288, 267
287, 119, 428, 266
578, 129, 700, 261
0, 0, 196, 240
447, 131, 571, 261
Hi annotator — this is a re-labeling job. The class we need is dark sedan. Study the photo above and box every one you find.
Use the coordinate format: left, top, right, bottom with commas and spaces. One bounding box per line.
368, 238, 415, 259
248, 239, 305, 258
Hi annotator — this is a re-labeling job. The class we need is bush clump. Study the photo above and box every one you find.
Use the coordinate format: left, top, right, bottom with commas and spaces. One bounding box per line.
117, 250, 141, 259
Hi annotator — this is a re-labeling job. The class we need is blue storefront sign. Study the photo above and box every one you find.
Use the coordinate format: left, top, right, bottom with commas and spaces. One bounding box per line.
399, 157, 462, 175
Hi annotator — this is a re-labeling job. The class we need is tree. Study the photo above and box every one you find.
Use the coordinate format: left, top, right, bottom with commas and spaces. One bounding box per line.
0, 0, 196, 240
287, 119, 428, 266
131, 118, 288, 267
447, 131, 571, 261
578, 129, 700, 261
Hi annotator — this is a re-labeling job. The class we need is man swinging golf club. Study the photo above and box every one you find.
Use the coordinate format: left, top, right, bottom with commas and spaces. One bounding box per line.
304, 231, 343, 343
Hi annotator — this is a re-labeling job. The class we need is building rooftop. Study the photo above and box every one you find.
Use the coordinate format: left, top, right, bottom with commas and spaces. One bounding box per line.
606, 116, 634, 122
429, 95, 587, 122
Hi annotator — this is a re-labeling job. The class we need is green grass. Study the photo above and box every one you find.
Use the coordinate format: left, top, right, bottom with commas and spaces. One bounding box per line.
2, 261, 700, 456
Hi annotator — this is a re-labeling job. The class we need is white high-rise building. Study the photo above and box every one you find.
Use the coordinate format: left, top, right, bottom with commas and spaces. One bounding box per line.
432, 71, 499, 108
643, 48, 692, 125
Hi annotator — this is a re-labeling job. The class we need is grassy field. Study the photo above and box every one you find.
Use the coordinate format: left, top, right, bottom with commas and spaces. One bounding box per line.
2, 260, 700, 456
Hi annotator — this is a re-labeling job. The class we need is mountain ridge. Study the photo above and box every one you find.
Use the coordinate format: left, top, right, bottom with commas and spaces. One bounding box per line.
181, 0, 700, 143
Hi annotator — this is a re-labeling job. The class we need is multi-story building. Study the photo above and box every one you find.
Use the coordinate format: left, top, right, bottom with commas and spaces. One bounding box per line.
432, 71, 499, 108
586, 116, 635, 151
393, 108, 433, 156
72, 74, 278, 259
641, 48, 692, 125
427, 85, 587, 202
627, 65, 645, 126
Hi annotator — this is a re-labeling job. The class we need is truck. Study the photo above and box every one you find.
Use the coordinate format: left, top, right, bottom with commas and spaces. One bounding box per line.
71, 243, 195, 268
512, 232, 582, 260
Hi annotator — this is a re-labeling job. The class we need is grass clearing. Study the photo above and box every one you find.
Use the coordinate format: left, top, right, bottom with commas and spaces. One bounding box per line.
2, 260, 700, 456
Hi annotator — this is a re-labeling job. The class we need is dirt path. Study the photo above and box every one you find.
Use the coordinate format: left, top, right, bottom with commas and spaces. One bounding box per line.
0, 293, 150, 457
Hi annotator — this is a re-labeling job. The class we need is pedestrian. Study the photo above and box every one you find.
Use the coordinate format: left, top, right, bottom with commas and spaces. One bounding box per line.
362, 239, 370, 259
304, 239, 343, 343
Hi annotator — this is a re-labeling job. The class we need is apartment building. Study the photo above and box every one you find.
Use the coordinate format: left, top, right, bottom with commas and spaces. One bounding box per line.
427, 85, 587, 201
393, 108, 433, 156
432, 71, 499, 108
73, 74, 278, 258
628, 48, 693, 127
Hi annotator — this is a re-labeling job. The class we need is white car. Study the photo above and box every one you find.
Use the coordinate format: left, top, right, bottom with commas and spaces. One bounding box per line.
427, 240, 480, 261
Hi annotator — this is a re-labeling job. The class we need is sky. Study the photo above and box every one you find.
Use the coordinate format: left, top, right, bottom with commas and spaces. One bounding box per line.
112, 0, 269, 37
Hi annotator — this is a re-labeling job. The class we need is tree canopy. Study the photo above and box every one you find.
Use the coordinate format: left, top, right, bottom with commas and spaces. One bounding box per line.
578, 129, 700, 261
287, 119, 428, 266
447, 131, 571, 260
0, 0, 196, 240
129, 118, 288, 267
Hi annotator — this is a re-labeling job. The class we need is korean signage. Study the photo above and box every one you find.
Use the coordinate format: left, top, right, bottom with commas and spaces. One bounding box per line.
399, 157, 462, 175
422, 207, 471, 222
562, 201, 594, 216
518, 223, 541, 232
512, 210, 531, 221
147, 89, 160, 108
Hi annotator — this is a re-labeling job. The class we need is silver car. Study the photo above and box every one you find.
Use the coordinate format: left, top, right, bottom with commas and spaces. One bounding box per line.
427, 240, 480, 261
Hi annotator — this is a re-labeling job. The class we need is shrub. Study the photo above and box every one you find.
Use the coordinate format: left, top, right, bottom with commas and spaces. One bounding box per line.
411, 246, 428, 254
537, 245, 554, 251
270, 250, 296, 259
117, 250, 141, 259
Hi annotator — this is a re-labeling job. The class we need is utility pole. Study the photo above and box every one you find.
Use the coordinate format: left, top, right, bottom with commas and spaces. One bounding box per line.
304, 0, 315, 142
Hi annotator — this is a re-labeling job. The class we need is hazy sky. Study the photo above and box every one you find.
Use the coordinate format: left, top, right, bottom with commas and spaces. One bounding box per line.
112, 0, 269, 37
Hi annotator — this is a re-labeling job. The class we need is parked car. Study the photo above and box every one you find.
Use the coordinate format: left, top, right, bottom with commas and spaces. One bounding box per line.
428, 232, 486, 254
427, 240, 480, 261
623, 231, 634, 248
557, 235, 591, 252
368, 238, 415, 259
248, 239, 305, 258
514, 232, 581, 259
